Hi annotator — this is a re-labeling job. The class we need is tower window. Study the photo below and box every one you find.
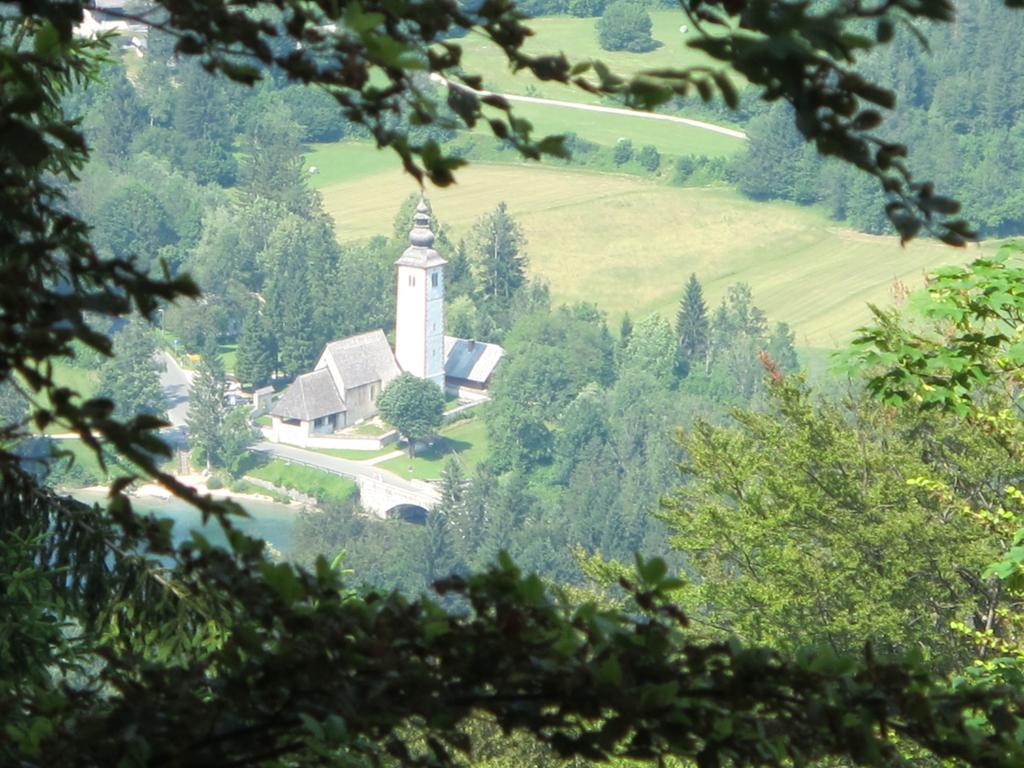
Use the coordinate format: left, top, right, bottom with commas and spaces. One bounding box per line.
408, 275, 416, 287
431, 272, 439, 287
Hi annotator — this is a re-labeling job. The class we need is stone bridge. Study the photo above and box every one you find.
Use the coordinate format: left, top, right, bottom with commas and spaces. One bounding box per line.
252, 442, 440, 522
356, 473, 440, 521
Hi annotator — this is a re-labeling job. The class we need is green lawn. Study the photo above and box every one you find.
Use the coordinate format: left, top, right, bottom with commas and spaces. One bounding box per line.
308, 142, 403, 190
307, 446, 397, 461
52, 360, 99, 400
312, 158, 978, 345
29, 360, 102, 434
455, 11, 740, 102
248, 459, 358, 505
219, 343, 237, 376
345, 420, 389, 436
477, 100, 743, 158
378, 418, 488, 481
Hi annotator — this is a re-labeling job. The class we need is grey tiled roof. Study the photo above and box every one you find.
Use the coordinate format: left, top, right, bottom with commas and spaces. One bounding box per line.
324, 330, 400, 390
270, 368, 344, 421
444, 336, 504, 385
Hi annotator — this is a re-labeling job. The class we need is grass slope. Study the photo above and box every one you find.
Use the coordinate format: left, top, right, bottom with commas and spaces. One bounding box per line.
451, 12, 746, 156
313, 156, 973, 346
249, 459, 358, 505
378, 418, 488, 481
456, 11, 737, 102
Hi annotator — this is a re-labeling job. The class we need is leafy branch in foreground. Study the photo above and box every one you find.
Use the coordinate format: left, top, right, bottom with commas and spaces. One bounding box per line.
844, 243, 1024, 414
10, 534, 1024, 767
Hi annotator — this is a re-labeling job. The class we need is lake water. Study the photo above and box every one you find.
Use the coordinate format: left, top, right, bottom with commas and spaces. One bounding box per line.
72, 490, 297, 554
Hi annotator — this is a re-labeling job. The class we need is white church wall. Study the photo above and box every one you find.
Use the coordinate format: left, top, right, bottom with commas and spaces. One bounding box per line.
394, 264, 428, 378
270, 416, 311, 445
344, 382, 378, 424
269, 427, 398, 452
423, 266, 445, 387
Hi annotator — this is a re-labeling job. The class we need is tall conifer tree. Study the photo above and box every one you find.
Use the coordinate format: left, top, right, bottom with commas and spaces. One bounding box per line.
235, 308, 277, 388
98, 320, 166, 419
469, 202, 527, 306
187, 340, 227, 469
675, 273, 709, 376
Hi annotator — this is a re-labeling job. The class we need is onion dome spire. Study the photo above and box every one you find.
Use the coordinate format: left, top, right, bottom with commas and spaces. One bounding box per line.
409, 197, 435, 248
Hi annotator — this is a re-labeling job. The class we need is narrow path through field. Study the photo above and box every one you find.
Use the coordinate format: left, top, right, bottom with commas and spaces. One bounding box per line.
432, 75, 748, 140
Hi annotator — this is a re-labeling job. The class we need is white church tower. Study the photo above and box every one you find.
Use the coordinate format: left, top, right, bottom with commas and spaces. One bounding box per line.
394, 198, 446, 388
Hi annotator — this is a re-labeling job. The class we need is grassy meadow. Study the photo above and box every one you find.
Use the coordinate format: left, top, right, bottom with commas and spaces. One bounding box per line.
248, 458, 358, 504
454, 11, 740, 102
378, 417, 489, 481
309, 146, 975, 346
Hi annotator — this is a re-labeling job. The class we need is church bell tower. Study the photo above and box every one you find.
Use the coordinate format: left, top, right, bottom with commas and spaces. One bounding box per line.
394, 199, 446, 388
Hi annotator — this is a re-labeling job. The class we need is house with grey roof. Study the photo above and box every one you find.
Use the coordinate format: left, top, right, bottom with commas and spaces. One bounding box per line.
269, 330, 400, 445
267, 200, 503, 448
443, 337, 503, 398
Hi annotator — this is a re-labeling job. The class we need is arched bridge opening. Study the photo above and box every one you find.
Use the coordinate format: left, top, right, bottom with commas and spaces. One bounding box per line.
385, 504, 429, 525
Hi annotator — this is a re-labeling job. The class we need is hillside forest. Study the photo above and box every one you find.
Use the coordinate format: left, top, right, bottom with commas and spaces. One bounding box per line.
8, 0, 1024, 764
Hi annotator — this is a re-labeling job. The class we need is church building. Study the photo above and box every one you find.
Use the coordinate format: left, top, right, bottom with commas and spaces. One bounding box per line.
268, 200, 503, 447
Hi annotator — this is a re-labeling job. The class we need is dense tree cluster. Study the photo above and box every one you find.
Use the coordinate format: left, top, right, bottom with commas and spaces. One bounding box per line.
732, 0, 1024, 236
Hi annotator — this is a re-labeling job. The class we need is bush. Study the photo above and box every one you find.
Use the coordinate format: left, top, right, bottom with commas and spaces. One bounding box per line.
562, 132, 599, 160
597, 0, 656, 53
613, 138, 634, 166
638, 144, 661, 172
673, 154, 730, 186
206, 475, 223, 490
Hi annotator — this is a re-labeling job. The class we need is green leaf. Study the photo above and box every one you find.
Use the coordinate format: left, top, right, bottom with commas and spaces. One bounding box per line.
260, 562, 304, 604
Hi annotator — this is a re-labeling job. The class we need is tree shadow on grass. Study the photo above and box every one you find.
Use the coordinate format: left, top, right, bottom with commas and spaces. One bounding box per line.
416, 436, 472, 460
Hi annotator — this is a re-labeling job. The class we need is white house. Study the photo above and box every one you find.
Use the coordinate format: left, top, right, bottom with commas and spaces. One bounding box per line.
268, 199, 503, 446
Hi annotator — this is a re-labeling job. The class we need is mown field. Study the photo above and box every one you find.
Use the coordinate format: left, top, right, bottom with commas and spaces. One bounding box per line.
454, 11, 740, 102
448, 12, 747, 156
309, 144, 975, 346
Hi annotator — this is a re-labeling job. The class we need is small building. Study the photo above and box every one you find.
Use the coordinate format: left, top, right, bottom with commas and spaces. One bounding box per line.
443, 337, 504, 399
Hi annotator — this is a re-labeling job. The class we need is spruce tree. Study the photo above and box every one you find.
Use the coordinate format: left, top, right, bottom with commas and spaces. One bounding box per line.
186, 340, 227, 469
767, 321, 800, 373
235, 308, 277, 388
98, 320, 166, 419
439, 459, 485, 566
422, 511, 459, 583
619, 311, 634, 348
675, 273, 709, 376
469, 202, 527, 307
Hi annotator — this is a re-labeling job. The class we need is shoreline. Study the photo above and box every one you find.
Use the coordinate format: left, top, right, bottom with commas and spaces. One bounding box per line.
70, 473, 304, 508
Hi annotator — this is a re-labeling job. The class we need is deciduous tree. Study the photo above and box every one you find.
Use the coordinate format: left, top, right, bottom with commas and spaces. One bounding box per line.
598, 0, 656, 53
377, 373, 445, 457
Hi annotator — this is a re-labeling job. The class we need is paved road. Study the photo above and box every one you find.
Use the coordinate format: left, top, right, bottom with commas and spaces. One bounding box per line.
160, 351, 193, 428
431, 74, 748, 140
253, 441, 433, 496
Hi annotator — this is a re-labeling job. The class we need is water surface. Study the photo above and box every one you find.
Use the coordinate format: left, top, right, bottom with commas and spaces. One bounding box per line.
72, 490, 297, 553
